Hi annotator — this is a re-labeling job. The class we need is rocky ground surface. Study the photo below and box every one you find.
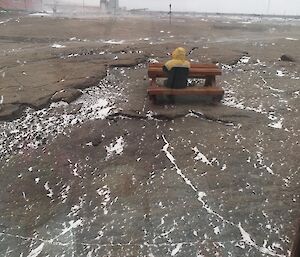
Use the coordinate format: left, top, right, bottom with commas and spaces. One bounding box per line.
0, 10, 299, 257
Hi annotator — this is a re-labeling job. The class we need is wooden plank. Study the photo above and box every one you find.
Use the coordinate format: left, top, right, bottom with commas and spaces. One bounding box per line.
149, 63, 219, 69
148, 62, 222, 78
147, 86, 224, 96
148, 68, 221, 78
148, 67, 221, 72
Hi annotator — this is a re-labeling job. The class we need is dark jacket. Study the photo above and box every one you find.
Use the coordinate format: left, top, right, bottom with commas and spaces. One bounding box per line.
163, 47, 190, 89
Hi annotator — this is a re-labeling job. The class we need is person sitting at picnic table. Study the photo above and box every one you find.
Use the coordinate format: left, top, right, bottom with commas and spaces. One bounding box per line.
163, 47, 191, 89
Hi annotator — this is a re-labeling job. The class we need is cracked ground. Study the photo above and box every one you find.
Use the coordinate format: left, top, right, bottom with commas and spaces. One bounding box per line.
0, 11, 300, 257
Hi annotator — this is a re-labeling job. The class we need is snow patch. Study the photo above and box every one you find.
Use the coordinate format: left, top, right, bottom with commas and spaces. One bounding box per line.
0, 76, 122, 160
268, 118, 283, 129
171, 243, 183, 256
51, 43, 66, 48
29, 12, 51, 17
238, 223, 284, 256
103, 39, 125, 44
97, 185, 111, 215
105, 136, 125, 160
276, 70, 285, 77
44, 181, 53, 198
239, 56, 251, 64
285, 37, 298, 41
192, 147, 212, 166
214, 226, 220, 234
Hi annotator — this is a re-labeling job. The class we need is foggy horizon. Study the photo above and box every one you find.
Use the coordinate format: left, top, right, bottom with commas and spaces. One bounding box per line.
120, 0, 300, 15
56, 0, 300, 16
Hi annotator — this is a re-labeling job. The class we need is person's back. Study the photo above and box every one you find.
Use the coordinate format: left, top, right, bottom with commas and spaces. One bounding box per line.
163, 47, 191, 89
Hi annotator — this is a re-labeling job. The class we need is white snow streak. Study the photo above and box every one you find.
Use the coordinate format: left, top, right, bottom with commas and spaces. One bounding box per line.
51, 43, 66, 48
97, 185, 111, 215
27, 243, 44, 257
103, 39, 125, 44
192, 147, 212, 166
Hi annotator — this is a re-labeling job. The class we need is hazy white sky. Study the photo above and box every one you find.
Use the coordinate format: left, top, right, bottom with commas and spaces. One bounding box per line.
119, 0, 300, 15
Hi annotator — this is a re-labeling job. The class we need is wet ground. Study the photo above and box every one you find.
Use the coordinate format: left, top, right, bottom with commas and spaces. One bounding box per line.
0, 11, 299, 257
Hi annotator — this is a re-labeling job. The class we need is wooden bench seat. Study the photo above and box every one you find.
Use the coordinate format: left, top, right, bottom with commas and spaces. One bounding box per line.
148, 63, 222, 78
147, 63, 224, 102
147, 85, 224, 102
148, 85, 224, 96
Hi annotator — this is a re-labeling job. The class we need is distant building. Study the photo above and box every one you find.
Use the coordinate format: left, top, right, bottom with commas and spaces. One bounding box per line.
0, 0, 42, 11
100, 0, 118, 12
100, 0, 108, 10
107, 0, 118, 10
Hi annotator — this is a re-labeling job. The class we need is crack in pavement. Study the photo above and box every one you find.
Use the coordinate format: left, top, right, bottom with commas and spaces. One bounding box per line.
107, 110, 236, 126
161, 134, 286, 257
